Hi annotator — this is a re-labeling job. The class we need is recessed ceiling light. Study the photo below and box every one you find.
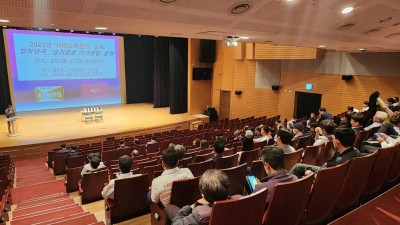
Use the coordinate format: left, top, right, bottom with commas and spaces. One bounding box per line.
240, 36, 250, 39
318, 44, 326, 48
0, 19, 10, 23
55, 28, 59, 31
98, 32, 102, 34
70, 30, 74, 32
2, 26, 6, 28
112, 33, 116, 35
85, 31, 90, 33
38, 28, 42, 30
341, 6, 354, 14
95, 27, 107, 30
358, 48, 365, 51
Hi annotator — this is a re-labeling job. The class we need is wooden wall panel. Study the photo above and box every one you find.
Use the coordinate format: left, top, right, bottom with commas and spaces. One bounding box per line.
230, 60, 280, 119
278, 72, 400, 119
188, 39, 212, 115
254, 43, 317, 59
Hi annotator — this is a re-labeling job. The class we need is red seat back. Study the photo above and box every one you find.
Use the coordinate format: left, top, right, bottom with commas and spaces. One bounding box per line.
188, 159, 213, 177
239, 149, 259, 167
284, 148, 303, 171
263, 173, 314, 225
215, 154, 239, 169
221, 163, 247, 196
209, 188, 268, 225
302, 145, 324, 165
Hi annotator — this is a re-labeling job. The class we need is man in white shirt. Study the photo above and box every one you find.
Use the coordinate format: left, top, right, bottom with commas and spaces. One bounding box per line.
364, 111, 387, 131
150, 148, 194, 206
313, 120, 336, 146
81, 154, 106, 176
276, 127, 295, 153
254, 125, 272, 143
102, 155, 140, 199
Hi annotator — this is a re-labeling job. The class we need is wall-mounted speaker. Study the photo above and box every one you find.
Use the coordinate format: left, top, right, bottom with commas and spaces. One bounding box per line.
199, 40, 216, 63
272, 85, 280, 90
235, 90, 242, 96
193, 68, 212, 80
342, 75, 353, 81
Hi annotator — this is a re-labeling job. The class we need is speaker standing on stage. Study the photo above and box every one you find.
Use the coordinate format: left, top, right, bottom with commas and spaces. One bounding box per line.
5, 105, 16, 134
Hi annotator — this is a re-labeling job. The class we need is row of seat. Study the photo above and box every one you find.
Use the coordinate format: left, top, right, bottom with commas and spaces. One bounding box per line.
0, 155, 14, 223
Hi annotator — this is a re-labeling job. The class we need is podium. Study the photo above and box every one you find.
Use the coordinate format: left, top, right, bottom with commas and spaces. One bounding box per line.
5, 116, 21, 137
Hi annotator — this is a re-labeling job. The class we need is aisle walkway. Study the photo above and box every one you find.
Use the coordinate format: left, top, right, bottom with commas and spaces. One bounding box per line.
9, 158, 104, 225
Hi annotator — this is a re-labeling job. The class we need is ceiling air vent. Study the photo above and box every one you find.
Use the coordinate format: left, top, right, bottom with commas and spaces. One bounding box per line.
230, 1, 251, 15
159, 0, 177, 3
336, 23, 355, 30
363, 27, 382, 35
385, 33, 400, 38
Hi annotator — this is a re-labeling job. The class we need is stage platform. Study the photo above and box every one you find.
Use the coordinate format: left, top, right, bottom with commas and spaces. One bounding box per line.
0, 104, 207, 159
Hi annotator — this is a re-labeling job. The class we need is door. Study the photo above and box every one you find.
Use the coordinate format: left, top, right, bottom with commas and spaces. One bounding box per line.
294, 92, 322, 119
219, 91, 231, 120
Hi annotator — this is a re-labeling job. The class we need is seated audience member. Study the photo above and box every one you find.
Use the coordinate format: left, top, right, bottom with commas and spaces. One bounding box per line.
290, 128, 361, 178
174, 145, 186, 160
133, 138, 141, 146
287, 115, 298, 130
254, 127, 262, 139
292, 123, 305, 140
318, 107, 333, 123
364, 111, 387, 131
165, 169, 231, 225
150, 148, 194, 206
313, 120, 336, 146
199, 140, 209, 150
253, 147, 297, 205
254, 125, 272, 143
57, 144, 70, 154
276, 128, 295, 153
275, 119, 283, 130
192, 138, 201, 148
361, 101, 369, 113
102, 155, 140, 199
378, 111, 400, 136
376, 114, 400, 148
233, 130, 242, 141
147, 135, 157, 145
307, 113, 317, 126
346, 106, 358, 115
339, 114, 351, 128
242, 130, 255, 151
131, 149, 140, 157
65, 145, 80, 164
282, 118, 288, 129
211, 140, 225, 167
305, 122, 318, 136
350, 113, 364, 134
81, 154, 105, 176
387, 97, 400, 112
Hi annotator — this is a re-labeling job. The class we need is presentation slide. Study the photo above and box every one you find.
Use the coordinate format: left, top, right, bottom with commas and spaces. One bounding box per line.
5, 29, 122, 111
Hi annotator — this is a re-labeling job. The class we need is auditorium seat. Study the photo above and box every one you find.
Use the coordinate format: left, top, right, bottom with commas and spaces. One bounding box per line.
188, 159, 213, 177
239, 149, 259, 167
353, 130, 369, 150
178, 157, 192, 168
150, 177, 201, 225
296, 135, 312, 150
383, 144, 400, 190
65, 166, 83, 193
209, 188, 268, 225
147, 142, 160, 154
284, 148, 303, 171
221, 164, 247, 196
249, 160, 266, 180
53, 154, 67, 175
195, 152, 214, 163
66, 155, 85, 169
105, 174, 149, 225
302, 145, 324, 166
117, 147, 132, 158
359, 145, 398, 203
318, 141, 336, 165
101, 150, 118, 169
303, 160, 350, 225
253, 141, 266, 150
215, 154, 239, 169
133, 144, 146, 156
81, 169, 109, 204
332, 151, 378, 218
263, 173, 315, 225
136, 159, 158, 173
183, 151, 197, 163
143, 164, 163, 184
47, 151, 56, 168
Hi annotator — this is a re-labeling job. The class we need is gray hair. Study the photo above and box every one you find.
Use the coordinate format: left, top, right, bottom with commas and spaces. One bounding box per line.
234, 130, 241, 136
245, 130, 253, 138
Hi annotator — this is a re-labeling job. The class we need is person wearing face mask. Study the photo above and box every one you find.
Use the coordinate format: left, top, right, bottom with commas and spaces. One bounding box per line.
289, 127, 362, 178
252, 147, 298, 205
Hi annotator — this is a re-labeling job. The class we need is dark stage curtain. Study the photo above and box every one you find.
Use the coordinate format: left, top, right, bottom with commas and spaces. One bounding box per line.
169, 38, 188, 114
124, 35, 154, 104
0, 29, 12, 115
153, 37, 170, 108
